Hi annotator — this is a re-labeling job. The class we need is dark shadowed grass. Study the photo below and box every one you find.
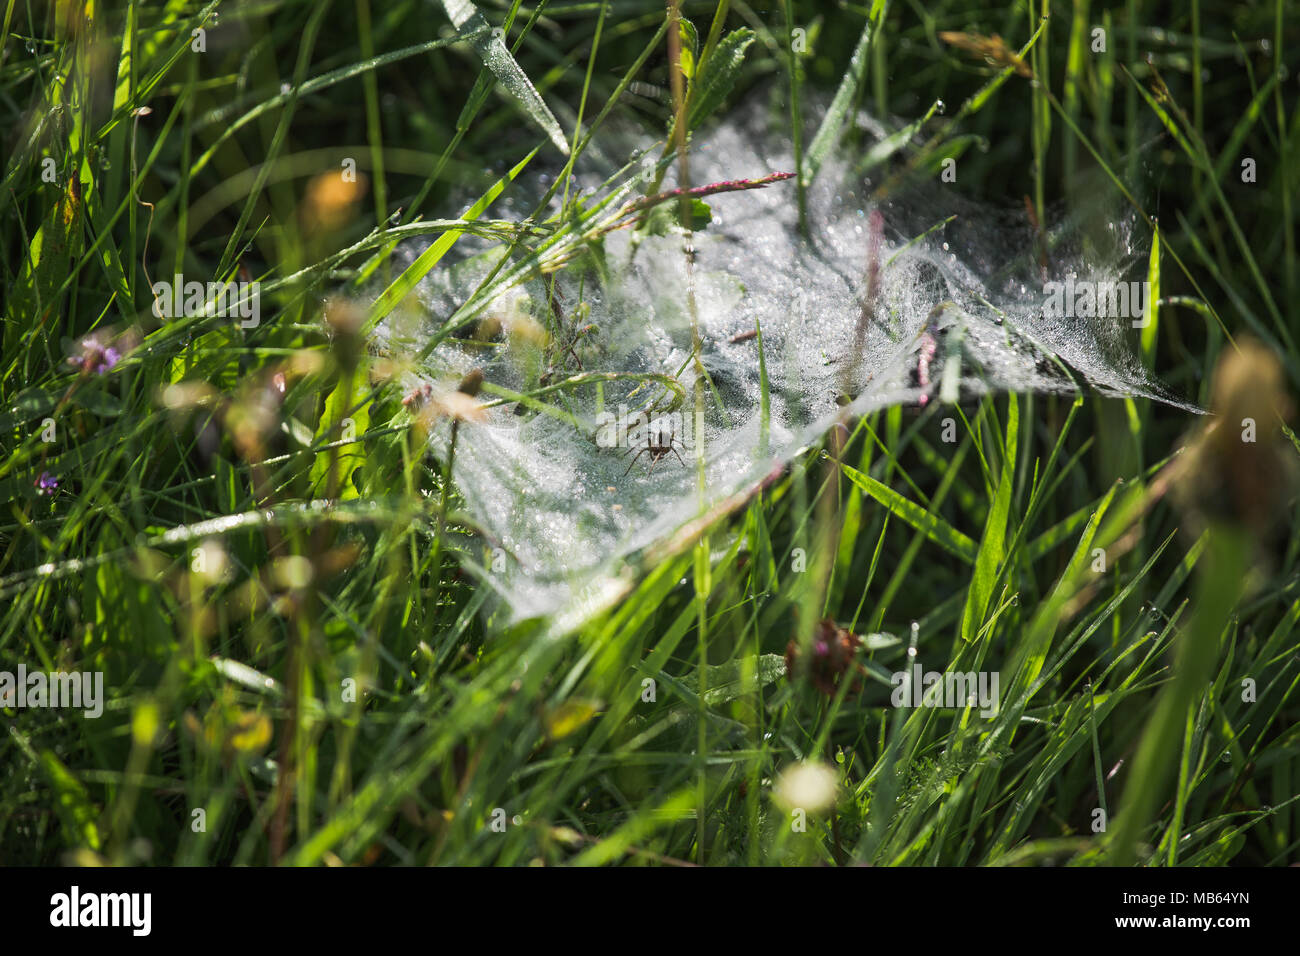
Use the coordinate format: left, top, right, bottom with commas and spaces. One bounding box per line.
1, 0, 1298, 866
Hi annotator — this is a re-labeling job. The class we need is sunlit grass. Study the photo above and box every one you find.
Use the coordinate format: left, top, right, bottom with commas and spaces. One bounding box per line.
1, 0, 1298, 867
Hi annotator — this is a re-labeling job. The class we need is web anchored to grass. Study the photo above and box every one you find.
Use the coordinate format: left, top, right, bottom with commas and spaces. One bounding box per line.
374, 104, 1197, 631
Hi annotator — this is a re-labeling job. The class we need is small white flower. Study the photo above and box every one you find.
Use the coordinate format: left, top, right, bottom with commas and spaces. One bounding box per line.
772, 761, 838, 813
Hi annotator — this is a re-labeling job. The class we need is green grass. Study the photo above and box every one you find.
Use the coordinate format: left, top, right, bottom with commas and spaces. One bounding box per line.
1, 0, 1298, 866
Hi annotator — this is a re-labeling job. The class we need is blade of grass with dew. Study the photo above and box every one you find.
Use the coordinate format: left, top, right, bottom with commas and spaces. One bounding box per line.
439, 0, 569, 155
837, 460, 978, 563
804, 8, 878, 188
365, 146, 539, 331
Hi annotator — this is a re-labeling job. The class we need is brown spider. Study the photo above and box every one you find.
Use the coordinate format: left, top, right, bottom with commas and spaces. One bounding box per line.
623, 419, 687, 476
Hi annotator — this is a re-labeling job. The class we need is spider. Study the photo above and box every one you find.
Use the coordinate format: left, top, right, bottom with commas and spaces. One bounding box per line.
623, 419, 687, 476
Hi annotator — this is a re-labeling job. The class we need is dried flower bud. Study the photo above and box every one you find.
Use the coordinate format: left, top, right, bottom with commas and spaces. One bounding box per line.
1171, 338, 1297, 537
458, 368, 484, 397
785, 619, 863, 696
402, 382, 434, 410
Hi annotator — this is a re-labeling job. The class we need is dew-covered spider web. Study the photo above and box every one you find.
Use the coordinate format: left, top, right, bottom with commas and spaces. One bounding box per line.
373, 102, 1197, 633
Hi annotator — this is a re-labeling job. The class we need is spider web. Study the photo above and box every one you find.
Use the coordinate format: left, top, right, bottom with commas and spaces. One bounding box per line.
373, 102, 1197, 633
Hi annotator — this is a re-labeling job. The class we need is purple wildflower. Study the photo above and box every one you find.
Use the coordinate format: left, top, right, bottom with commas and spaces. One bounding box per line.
67, 335, 122, 375
35, 472, 58, 495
